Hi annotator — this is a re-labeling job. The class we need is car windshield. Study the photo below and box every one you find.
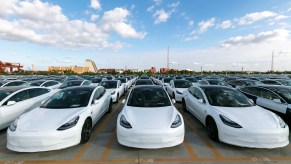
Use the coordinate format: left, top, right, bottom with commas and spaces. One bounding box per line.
59, 81, 82, 89
245, 80, 261, 86
0, 90, 15, 102
135, 80, 153, 85
174, 81, 192, 88
127, 87, 171, 107
29, 81, 44, 86
268, 88, 291, 104
279, 81, 291, 86
99, 81, 117, 89
203, 88, 253, 107
164, 78, 173, 83
91, 78, 102, 83
185, 78, 198, 82
41, 89, 93, 109
116, 78, 126, 83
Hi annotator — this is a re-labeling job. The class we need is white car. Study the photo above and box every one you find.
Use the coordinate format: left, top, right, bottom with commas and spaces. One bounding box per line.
98, 80, 125, 103
23, 80, 61, 89
117, 85, 184, 149
0, 80, 26, 87
182, 85, 289, 148
166, 80, 193, 102
0, 86, 53, 130
7, 86, 112, 152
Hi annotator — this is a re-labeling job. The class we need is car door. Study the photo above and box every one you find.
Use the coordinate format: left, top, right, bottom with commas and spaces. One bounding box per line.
90, 88, 104, 125
0, 89, 31, 128
256, 88, 287, 114
186, 87, 207, 122
167, 81, 174, 96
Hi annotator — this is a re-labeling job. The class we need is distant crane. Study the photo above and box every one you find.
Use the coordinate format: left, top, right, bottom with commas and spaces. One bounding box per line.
0, 61, 23, 72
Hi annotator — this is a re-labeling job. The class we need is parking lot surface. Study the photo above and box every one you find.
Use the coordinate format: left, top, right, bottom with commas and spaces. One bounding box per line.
0, 91, 291, 164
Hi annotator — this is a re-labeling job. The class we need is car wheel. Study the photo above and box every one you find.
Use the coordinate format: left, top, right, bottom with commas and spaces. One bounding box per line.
107, 99, 113, 113
182, 99, 188, 112
206, 117, 219, 142
80, 118, 92, 144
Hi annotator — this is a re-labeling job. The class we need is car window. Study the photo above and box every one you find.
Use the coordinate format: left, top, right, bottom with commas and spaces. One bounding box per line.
6, 90, 29, 103
42, 82, 52, 87
28, 88, 50, 98
193, 88, 205, 101
260, 88, 281, 100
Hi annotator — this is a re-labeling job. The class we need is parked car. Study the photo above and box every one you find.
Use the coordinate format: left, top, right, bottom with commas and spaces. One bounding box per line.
228, 79, 262, 88
7, 86, 112, 152
166, 80, 193, 102
260, 80, 284, 86
58, 80, 91, 89
239, 85, 291, 124
0, 86, 53, 130
134, 79, 154, 86
117, 85, 184, 148
0, 80, 26, 87
98, 80, 124, 103
23, 80, 61, 89
182, 85, 289, 148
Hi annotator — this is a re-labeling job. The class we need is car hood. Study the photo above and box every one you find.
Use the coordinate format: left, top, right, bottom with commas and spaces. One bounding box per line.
124, 106, 176, 129
18, 107, 85, 132
212, 105, 278, 129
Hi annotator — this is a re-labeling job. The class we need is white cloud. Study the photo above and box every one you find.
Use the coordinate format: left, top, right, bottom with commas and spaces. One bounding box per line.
221, 29, 289, 48
147, 5, 155, 12
90, 14, 99, 21
91, 0, 101, 10
100, 7, 146, 39
0, 0, 18, 18
288, 8, 291, 12
0, 1, 145, 50
153, 0, 162, 5
188, 20, 194, 27
198, 17, 215, 33
153, 9, 171, 24
219, 20, 232, 29
237, 11, 277, 25
274, 15, 290, 20
168, 2, 180, 8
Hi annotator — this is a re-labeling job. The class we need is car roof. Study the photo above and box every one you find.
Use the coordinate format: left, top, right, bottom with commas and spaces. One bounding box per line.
133, 85, 163, 89
62, 86, 97, 91
198, 85, 233, 90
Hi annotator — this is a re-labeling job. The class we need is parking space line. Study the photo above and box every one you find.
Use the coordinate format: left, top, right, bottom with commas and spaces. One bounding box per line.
184, 118, 224, 158
73, 102, 122, 160
100, 131, 116, 161
183, 138, 197, 159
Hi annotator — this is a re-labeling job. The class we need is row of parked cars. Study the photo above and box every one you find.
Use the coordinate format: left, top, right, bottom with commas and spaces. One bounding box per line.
0, 74, 290, 152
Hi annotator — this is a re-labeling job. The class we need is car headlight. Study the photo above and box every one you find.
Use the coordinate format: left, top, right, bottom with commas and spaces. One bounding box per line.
111, 91, 116, 95
9, 118, 19, 132
276, 115, 287, 128
176, 90, 183, 94
219, 115, 242, 128
171, 115, 182, 128
57, 116, 79, 131
120, 115, 132, 129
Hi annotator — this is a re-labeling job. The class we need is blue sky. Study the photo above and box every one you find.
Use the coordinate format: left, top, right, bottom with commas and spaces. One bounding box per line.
1, 0, 291, 72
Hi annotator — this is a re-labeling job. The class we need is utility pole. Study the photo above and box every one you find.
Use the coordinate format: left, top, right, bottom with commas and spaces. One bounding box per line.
167, 46, 169, 69
271, 50, 274, 72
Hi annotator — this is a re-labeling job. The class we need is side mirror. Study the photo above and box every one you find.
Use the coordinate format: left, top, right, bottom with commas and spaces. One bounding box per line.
93, 100, 99, 104
7, 101, 16, 106
273, 99, 281, 103
122, 99, 126, 104
198, 99, 204, 104
172, 99, 176, 104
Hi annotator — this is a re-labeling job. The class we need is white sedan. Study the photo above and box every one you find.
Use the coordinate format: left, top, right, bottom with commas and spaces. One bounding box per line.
117, 85, 184, 149
182, 85, 289, 148
166, 79, 193, 102
0, 86, 53, 130
98, 80, 125, 103
7, 86, 112, 152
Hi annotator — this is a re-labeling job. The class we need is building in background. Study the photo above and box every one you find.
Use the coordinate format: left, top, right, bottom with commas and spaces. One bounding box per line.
150, 67, 157, 73
48, 66, 89, 74
85, 59, 97, 73
0, 61, 23, 73
160, 68, 169, 73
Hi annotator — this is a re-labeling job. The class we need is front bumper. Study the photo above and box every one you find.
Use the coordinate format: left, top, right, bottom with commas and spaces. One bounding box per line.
7, 128, 81, 152
117, 125, 184, 149
219, 125, 289, 148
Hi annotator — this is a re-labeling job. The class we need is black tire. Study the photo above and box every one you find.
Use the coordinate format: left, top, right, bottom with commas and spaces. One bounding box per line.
206, 117, 219, 142
107, 100, 113, 113
80, 118, 92, 144
182, 99, 188, 112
